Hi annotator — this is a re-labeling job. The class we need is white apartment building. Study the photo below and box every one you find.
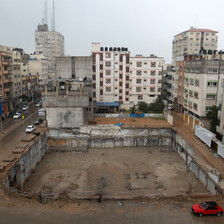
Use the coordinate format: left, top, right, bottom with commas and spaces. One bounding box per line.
129, 56, 165, 105
92, 43, 166, 109
92, 43, 130, 108
29, 54, 48, 86
35, 24, 64, 75
172, 27, 218, 63
183, 57, 224, 118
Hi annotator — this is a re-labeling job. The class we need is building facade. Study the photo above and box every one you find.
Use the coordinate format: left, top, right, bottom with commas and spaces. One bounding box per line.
92, 43, 166, 110
172, 27, 218, 63
35, 24, 64, 75
129, 56, 165, 105
29, 54, 48, 86
56, 56, 92, 80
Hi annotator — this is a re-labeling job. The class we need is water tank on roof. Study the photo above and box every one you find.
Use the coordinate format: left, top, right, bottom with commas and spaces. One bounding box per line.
122, 47, 125, 51
213, 50, 217, 55
208, 50, 213, 55
203, 50, 207, 54
117, 47, 120, 51
199, 50, 203, 54
113, 47, 117, 51
109, 47, 113, 51
219, 50, 222, 54
100, 47, 104, 51
125, 48, 128, 51
105, 47, 108, 51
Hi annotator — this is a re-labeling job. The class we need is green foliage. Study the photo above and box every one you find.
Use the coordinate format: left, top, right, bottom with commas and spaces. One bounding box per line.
130, 105, 136, 114
206, 106, 219, 133
148, 99, 164, 113
137, 101, 149, 113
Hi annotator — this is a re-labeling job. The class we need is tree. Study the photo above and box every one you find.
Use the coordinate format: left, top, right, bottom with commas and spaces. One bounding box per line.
130, 105, 136, 114
206, 106, 219, 133
148, 99, 164, 113
137, 101, 148, 113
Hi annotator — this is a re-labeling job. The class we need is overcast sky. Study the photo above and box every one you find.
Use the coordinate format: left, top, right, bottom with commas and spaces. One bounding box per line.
1, 0, 224, 63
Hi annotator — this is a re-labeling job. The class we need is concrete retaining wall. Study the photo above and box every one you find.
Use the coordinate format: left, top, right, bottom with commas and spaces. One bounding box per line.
4, 133, 47, 190
174, 133, 224, 193
163, 110, 173, 126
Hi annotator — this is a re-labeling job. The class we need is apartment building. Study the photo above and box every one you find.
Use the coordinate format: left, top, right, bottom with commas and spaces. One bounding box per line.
0, 51, 11, 112
35, 24, 64, 75
172, 27, 218, 63
92, 43, 130, 110
92, 43, 166, 110
182, 54, 224, 129
166, 66, 178, 106
129, 56, 165, 105
29, 54, 48, 86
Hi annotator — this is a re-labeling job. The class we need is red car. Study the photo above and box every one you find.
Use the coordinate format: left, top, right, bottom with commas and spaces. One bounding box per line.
192, 201, 223, 217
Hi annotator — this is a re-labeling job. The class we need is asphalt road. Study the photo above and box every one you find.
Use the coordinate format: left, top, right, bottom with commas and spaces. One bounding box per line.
0, 199, 223, 224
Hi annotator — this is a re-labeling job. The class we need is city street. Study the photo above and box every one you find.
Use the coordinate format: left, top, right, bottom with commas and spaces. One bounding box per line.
0, 108, 39, 160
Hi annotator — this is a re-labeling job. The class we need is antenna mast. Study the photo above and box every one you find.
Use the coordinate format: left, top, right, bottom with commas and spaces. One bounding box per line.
44, 0, 48, 25
51, 0, 55, 31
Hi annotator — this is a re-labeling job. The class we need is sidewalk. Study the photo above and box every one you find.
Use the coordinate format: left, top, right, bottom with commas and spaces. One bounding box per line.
172, 111, 224, 176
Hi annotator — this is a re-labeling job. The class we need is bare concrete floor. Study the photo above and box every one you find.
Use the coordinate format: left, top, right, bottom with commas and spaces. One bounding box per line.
24, 147, 208, 198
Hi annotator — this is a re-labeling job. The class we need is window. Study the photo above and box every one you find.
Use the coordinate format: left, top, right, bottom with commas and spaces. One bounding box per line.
207, 94, 216, 99
100, 64, 103, 70
190, 79, 194, 85
151, 62, 156, 67
119, 89, 122, 93
206, 106, 212, 111
105, 53, 111, 58
189, 90, 193, 97
150, 87, 155, 92
105, 61, 111, 67
120, 55, 123, 62
106, 79, 111, 84
136, 79, 141, 84
151, 71, 156, 76
100, 54, 103, 61
158, 80, 162, 83
106, 70, 111, 75
150, 79, 155, 84
126, 83, 129, 88
195, 79, 200, 86
207, 81, 217, 86
194, 91, 198, 99
137, 70, 142, 75
193, 103, 198, 110
138, 95, 143, 100
100, 73, 103, 78
136, 62, 142, 67
106, 87, 111, 92
208, 68, 218, 73
188, 101, 192, 108
136, 87, 141, 92
184, 99, 187, 105
119, 65, 123, 70
126, 67, 129, 72
100, 81, 103, 86
126, 76, 129, 81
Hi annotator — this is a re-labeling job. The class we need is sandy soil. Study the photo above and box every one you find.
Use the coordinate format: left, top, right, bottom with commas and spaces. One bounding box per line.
23, 147, 207, 198
90, 117, 171, 128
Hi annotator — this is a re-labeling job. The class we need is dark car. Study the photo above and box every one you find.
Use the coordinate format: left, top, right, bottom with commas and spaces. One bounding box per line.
8, 110, 17, 118
192, 201, 223, 217
34, 118, 44, 125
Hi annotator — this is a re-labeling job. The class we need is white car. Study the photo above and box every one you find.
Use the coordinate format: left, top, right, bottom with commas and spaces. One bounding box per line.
25, 125, 36, 133
22, 105, 29, 111
35, 102, 42, 107
13, 112, 21, 119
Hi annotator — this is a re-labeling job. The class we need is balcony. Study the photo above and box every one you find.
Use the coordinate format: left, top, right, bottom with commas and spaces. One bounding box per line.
2, 70, 8, 74
4, 88, 10, 92
3, 79, 9, 84
2, 61, 8, 65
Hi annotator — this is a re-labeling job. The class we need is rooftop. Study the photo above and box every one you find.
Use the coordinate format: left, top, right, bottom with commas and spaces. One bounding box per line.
175, 28, 218, 37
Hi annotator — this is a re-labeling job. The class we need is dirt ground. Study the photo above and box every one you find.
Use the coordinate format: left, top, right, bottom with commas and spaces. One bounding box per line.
23, 147, 207, 198
90, 117, 171, 128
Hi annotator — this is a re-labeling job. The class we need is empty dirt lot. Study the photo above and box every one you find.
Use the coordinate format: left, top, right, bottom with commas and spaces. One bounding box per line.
23, 147, 207, 198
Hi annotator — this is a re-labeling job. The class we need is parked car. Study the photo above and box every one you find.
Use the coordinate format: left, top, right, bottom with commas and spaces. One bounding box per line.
167, 104, 174, 110
8, 110, 17, 118
192, 201, 223, 217
22, 105, 29, 111
35, 101, 42, 107
34, 118, 44, 125
25, 125, 36, 133
13, 112, 22, 119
